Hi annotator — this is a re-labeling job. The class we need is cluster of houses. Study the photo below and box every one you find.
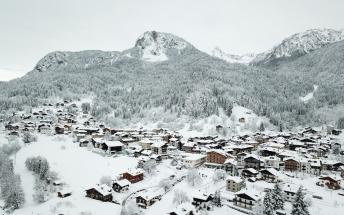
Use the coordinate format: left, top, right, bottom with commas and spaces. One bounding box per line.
2, 101, 344, 214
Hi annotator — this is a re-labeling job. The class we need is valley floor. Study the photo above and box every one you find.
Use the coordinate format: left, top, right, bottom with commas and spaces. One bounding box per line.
0, 134, 342, 215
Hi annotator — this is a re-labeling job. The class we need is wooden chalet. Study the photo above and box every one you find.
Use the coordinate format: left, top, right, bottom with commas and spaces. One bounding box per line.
192, 192, 213, 210
136, 190, 162, 208
112, 179, 130, 192
234, 191, 260, 210
85, 184, 113, 202
120, 169, 144, 183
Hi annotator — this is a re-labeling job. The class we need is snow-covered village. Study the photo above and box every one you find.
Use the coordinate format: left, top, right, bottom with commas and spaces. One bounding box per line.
1, 1, 344, 215
0, 99, 344, 215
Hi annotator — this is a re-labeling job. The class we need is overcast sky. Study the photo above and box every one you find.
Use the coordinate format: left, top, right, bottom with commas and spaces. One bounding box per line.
0, 0, 343, 81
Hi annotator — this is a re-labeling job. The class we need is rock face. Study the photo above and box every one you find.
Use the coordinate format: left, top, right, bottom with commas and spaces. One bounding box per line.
134, 31, 190, 62
211, 47, 256, 65
252, 28, 344, 65
34, 50, 120, 72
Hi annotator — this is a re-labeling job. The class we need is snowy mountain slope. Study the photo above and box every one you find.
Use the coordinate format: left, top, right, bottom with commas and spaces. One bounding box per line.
133, 31, 191, 62
211, 47, 256, 64
1, 30, 344, 128
252, 28, 344, 65
34, 50, 120, 73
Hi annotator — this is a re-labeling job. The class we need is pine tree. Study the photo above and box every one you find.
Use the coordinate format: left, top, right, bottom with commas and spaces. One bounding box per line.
212, 191, 222, 207
271, 183, 284, 210
291, 187, 310, 215
4, 175, 25, 210
259, 122, 265, 132
263, 191, 275, 215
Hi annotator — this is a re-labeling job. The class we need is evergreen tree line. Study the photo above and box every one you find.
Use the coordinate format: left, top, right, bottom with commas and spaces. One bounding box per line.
256, 184, 310, 215
0, 144, 25, 211
1, 41, 343, 129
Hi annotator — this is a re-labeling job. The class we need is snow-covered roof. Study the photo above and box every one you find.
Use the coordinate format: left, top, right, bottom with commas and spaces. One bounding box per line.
126, 168, 144, 176
115, 179, 131, 187
206, 149, 227, 157
141, 150, 153, 156
140, 138, 152, 144
283, 183, 300, 193
193, 191, 213, 200
90, 184, 112, 196
224, 158, 237, 166
319, 175, 342, 182
234, 190, 260, 201
104, 141, 123, 147
182, 153, 206, 161
226, 176, 243, 183
169, 202, 194, 215
244, 168, 258, 174
151, 141, 166, 148
261, 168, 279, 176
183, 142, 196, 147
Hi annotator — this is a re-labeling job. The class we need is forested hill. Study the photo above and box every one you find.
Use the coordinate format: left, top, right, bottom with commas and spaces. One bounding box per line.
0, 31, 343, 128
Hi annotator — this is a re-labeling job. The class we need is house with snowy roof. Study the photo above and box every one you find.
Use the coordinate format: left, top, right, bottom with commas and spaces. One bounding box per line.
244, 154, 264, 170
234, 190, 260, 210
112, 179, 130, 192
191, 191, 213, 210
318, 175, 342, 190
260, 168, 280, 182
224, 158, 239, 176
167, 202, 194, 215
282, 183, 300, 202
182, 153, 207, 168
136, 189, 163, 208
226, 176, 245, 192
101, 140, 123, 154
120, 168, 144, 183
85, 184, 113, 202
151, 141, 168, 155
241, 168, 259, 178
204, 149, 230, 168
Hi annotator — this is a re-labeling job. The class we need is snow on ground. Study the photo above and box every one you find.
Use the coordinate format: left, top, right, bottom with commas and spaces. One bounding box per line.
12, 135, 137, 215
300, 85, 318, 103
145, 167, 225, 215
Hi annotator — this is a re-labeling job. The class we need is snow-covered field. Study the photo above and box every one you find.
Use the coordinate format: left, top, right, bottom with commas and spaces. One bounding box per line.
11, 135, 137, 215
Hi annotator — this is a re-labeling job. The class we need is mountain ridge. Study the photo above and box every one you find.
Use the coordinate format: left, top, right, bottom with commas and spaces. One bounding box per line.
1, 29, 344, 129
211, 28, 344, 65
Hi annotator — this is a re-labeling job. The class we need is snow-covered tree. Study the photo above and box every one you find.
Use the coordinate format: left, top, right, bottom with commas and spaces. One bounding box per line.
252, 200, 264, 215
142, 159, 157, 175
22, 131, 37, 144
213, 190, 222, 207
81, 102, 91, 113
104, 131, 112, 141
186, 169, 202, 187
291, 187, 310, 215
32, 178, 50, 203
25, 156, 50, 179
263, 191, 275, 215
173, 189, 189, 205
159, 179, 172, 192
99, 175, 113, 187
212, 169, 226, 183
259, 122, 265, 132
3, 174, 25, 210
271, 183, 284, 210
170, 158, 178, 166
337, 117, 344, 129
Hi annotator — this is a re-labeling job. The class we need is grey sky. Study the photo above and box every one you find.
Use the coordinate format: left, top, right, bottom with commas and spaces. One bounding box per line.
0, 0, 343, 81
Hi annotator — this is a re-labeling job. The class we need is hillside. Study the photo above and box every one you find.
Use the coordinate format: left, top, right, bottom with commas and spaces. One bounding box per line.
0, 31, 343, 128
